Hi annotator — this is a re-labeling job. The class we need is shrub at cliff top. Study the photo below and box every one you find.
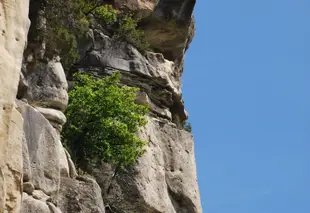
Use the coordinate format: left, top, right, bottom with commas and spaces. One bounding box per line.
45, 0, 149, 69
62, 73, 149, 169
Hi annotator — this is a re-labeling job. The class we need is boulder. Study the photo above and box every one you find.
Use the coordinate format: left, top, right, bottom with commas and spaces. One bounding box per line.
21, 193, 51, 213
21, 193, 62, 213
22, 59, 68, 111
58, 176, 105, 213
18, 101, 69, 195
35, 107, 67, 126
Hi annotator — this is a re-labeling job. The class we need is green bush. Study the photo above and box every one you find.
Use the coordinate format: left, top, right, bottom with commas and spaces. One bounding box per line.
45, 0, 88, 68
62, 73, 149, 169
45, 27, 80, 68
184, 121, 192, 132
116, 13, 150, 52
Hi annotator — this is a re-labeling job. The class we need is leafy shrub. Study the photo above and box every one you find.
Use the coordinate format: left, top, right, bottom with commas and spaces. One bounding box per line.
45, 27, 80, 68
116, 13, 150, 52
62, 73, 149, 169
45, 0, 88, 68
184, 121, 192, 132
90, 4, 118, 26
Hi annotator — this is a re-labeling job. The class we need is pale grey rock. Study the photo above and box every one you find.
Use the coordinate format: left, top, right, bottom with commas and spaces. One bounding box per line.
64, 149, 78, 178
58, 177, 105, 213
0, 0, 30, 211
49, 121, 63, 132
35, 107, 67, 126
136, 91, 172, 120
21, 193, 51, 213
22, 59, 68, 111
77, 31, 187, 125
79, 32, 180, 95
21, 193, 62, 213
32, 190, 50, 202
58, 140, 70, 178
18, 101, 64, 195
23, 182, 35, 195
47, 202, 63, 213
93, 118, 202, 213
22, 131, 32, 182
114, 0, 156, 17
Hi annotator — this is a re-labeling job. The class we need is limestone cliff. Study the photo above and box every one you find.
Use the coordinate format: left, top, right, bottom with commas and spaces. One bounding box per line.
0, 1, 30, 212
0, 0, 201, 212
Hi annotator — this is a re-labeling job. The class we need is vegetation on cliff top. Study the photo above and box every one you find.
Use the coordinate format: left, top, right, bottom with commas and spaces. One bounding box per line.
62, 73, 149, 169
45, 0, 149, 69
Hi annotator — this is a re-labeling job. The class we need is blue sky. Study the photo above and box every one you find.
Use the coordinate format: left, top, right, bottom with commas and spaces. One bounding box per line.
182, 0, 310, 212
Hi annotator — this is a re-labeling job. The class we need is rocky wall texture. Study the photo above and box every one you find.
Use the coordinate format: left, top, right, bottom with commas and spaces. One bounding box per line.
76, 30, 187, 126
0, 0, 201, 212
92, 118, 201, 213
72, 1, 202, 210
0, 0, 30, 212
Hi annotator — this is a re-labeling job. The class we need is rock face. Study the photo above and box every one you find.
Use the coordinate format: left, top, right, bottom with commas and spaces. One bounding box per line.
93, 118, 201, 213
77, 30, 187, 126
58, 177, 105, 213
1, 0, 201, 212
18, 101, 69, 194
0, 0, 30, 212
114, 0, 196, 65
70, 1, 201, 213
21, 59, 69, 111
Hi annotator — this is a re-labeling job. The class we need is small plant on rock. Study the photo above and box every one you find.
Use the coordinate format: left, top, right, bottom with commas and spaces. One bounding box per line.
184, 121, 192, 133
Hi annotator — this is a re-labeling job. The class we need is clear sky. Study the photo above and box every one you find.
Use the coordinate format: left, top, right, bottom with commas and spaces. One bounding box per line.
182, 0, 310, 212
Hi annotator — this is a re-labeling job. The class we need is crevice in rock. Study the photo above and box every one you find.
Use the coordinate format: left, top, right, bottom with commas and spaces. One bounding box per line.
167, 185, 196, 213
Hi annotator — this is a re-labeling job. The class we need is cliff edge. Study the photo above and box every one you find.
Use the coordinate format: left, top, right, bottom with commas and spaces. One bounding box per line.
0, 0, 201, 212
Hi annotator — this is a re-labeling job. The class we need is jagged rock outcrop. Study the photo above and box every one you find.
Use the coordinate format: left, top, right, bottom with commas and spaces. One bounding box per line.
18, 58, 105, 213
114, 0, 196, 65
71, 2, 201, 210
0, 0, 30, 212
1, 0, 201, 212
18, 101, 69, 192
13, 2, 105, 211
76, 29, 187, 126
92, 118, 201, 213
58, 177, 105, 213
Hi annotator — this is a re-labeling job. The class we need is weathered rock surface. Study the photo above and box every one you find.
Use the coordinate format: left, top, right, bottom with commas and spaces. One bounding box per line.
18, 71, 105, 213
21, 193, 51, 213
114, 0, 157, 17
93, 118, 202, 213
18, 101, 69, 195
77, 30, 187, 125
0, 0, 30, 212
114, 0, 195, 64
21, 193, 63, 213
58, 177, 105, 213
0, 0, 200, 212
20, 59, 68, 111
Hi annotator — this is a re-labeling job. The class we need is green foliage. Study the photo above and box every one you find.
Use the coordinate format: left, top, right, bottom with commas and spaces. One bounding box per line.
45, 27, 80, 68
184, 121, 192, 133
45, 0, 88, 68
116, 13, 150, 52
62, 73, 149, 168
44, 0, 149, 69
91, 4, 118, 26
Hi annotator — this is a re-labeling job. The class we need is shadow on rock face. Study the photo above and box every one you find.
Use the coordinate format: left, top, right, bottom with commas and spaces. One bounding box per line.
19, 58, 68, 111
